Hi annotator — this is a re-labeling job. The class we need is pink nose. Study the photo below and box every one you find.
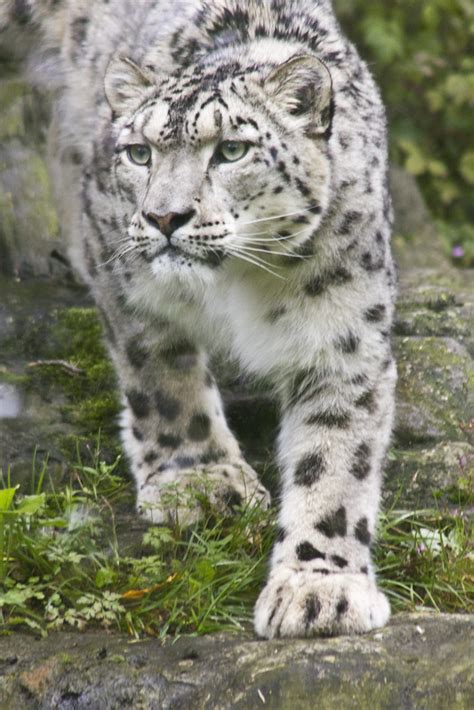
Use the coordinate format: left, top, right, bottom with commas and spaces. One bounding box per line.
143, 210, 195, 238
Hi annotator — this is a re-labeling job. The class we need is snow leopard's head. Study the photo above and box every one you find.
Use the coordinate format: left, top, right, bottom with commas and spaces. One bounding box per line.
104, 53, 333, 286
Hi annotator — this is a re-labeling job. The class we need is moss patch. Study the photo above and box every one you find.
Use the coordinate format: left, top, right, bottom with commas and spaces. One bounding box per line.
394, 336, 474, 445
25, 307, 121, 460
384, 443, 474, 507
395, 304, 471, 341
0, 79, 26, 141
23, 153, 59, 238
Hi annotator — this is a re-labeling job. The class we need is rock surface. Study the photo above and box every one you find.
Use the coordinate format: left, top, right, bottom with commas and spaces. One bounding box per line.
389, 164, 448, 271
386, 267, 473, 506
0, 613, 472, 709
0, 72, 68, 279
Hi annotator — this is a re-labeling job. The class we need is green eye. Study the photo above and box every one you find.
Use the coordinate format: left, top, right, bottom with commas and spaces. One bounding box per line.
126, 144, 151, 166
217, 141, 249, 163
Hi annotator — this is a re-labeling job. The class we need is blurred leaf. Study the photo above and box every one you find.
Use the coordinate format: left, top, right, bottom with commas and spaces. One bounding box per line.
444, 73, 474, 105
0, 487, 18, 512
95, 567, 117, 589
143, 526, 174, 550
399, 139, 427, 176
459, 151, 474, 184
15, 494, 46, 515
194, 559, 216, 584
428, 160, 448, 177
360, 17, 404, 65
405, 153, 426, 176
426, 89, 444, 111
0, 586, 44, 607
435, 179, 460, 205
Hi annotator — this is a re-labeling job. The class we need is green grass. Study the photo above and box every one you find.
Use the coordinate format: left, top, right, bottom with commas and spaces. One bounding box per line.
0, 451, 472, 638
0, 451, 274, 638
376, 508, 473, 613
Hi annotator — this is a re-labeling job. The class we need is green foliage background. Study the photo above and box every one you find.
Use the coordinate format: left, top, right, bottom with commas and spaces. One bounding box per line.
335, 0, 474, 265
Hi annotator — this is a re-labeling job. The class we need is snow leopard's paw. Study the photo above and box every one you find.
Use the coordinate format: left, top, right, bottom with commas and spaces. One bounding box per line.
137, 461, 270, 525
254, 567, 390, 638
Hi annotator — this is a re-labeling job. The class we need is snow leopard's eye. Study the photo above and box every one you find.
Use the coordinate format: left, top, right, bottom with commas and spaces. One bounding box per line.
126, 144, 151, 166
216, 141, 249, 163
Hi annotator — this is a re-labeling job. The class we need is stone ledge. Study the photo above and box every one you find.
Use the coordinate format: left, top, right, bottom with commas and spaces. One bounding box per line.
0, 613, 472, 709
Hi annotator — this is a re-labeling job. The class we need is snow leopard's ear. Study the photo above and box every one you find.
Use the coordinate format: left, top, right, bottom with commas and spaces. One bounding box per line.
263, 55, 333, 137
104, 56, 155, 115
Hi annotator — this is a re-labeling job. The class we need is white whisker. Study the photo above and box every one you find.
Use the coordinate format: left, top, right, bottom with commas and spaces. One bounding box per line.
239, 205, 319, 227
238, 234, 295, 243
236, 229, 277, 237
235, 227, 313, 257
237, 228, 309, 245
96, 243, 138, 269
233, 244, 305, 259
110, 235, 134, 245
227, 247, 286, 279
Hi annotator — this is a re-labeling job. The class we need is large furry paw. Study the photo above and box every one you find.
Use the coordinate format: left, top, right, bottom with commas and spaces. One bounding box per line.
254, 567, 390, 638
137, 461, 270, 525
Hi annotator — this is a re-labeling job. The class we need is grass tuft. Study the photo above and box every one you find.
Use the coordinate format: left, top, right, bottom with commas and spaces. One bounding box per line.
1, 450, 472, 638
0, 451, 274, 637
377, 507, 473, 613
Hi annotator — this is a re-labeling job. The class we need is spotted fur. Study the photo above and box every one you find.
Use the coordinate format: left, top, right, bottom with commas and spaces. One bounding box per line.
6, 0, 396, 638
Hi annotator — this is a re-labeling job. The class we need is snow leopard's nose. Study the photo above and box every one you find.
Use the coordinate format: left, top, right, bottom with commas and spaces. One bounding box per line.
143, 210, 195, 239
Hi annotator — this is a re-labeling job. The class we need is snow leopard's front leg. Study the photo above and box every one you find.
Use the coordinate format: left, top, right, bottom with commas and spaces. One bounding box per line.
98, 301, 270, 525
254, 354, 396, 638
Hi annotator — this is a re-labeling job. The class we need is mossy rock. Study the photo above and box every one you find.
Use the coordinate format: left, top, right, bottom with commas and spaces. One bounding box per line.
0, 614, 472, 709
0, 142, 63, 278
395, 298, 471, 343
394, 336, 473, 446
396, 268, 474, 356
0, 75, 62, 278
0, 78, 27, 142
384, 442, 474, 508
0, 75, 50, 144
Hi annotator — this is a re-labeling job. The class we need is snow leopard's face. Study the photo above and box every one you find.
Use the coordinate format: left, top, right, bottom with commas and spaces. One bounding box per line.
106, 55, 333, 284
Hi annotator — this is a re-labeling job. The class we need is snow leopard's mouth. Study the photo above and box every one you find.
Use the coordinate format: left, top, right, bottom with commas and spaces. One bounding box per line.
159, 245, 183, 259
150, 243, 226, 269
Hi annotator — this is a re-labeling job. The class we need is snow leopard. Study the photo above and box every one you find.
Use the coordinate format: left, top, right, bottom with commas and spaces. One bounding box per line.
2, 0, 397, 638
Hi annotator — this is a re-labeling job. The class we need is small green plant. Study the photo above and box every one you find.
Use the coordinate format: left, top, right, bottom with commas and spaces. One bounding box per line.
1, 451, 472, 638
